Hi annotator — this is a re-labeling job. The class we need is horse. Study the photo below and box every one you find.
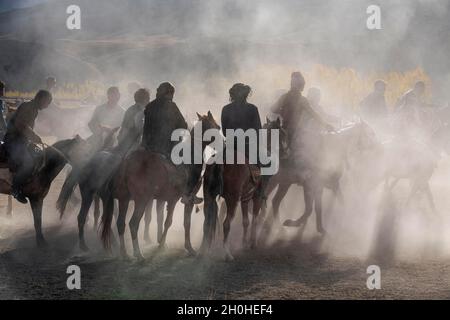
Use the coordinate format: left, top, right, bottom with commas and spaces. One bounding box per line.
0, 136, 84, 246
100, 111, 220, 259
354, 121, 450, 213
279, 121, 376, 233
200, 118, 285, 261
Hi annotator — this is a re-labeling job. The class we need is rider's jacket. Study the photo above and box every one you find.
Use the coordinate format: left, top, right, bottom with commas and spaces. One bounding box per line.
88, 103, 125, 135
4, 100, 40, 143
271, 90, 311, 136
117, 103, 145, 152
221, 101, 262, 164
221, 102, 262, 135
142, 97, 187, 157
360, 92, 388, 121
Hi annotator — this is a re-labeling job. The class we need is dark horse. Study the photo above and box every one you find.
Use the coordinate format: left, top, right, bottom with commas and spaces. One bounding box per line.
100, 112, 220, 259
0, 136, 84, 246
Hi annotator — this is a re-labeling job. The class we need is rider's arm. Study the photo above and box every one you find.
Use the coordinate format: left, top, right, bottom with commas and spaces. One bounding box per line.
252, 106, 262, 130
171, 102, 188, 130
117, 109, 132, 145
303, 99, 333, 130
270, 95, 284, 115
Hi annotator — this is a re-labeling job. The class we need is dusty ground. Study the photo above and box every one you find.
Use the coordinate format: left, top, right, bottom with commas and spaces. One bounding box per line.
1, 173, 450, 300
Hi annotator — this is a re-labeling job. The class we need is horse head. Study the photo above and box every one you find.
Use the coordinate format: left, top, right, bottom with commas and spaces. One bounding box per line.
263, 116, 289, 159
196, 111, 220, 132
47, 135, 87, 165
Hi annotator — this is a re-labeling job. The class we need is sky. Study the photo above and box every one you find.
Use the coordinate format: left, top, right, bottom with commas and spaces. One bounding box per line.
0, 0, 47, 12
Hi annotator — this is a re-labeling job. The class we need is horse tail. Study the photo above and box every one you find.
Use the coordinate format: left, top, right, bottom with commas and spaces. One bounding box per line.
100, 181, 115, 250
56, 168, 80, 218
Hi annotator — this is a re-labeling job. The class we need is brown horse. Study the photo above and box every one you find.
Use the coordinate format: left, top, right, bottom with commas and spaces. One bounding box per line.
0, 136, 84, 246
101, 112, 220, 259
200, 118, 285, 260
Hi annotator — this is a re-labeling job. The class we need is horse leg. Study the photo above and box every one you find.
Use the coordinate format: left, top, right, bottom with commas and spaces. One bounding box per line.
284, 184, 314, 227
405, 179, 421, 208
159, 200, 176, 248
78, 189, 94, 252
116, 199, 129, 258
143, 200, 153, 243
241, 201, 250, 248
199, 189, 218, 255
250, 197, 262, 249
129, 199, 149, 260
183, 202, 196, 255
7, 195, 13, 217
30, 198, 46, 247
93, 195, 100, 231
223, 198, 238, 261
271, 183, 291, 226
156, 200, 164, 243
423, 182, 437, 214
315, 187, 326, 234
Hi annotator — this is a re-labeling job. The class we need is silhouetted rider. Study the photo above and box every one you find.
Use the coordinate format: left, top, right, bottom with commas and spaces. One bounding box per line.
117, 88, 150, 154
4, 90, 52, 203
271, 71, 333, 148
142, 82, 201, 205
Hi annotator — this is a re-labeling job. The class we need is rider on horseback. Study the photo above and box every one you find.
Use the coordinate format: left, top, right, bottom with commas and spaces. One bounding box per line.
271, 71, 333, 150
360, 80, 388, 124
221, 83, 268, 198
141, 82, 202, 205
4, 90, 52, 204
88, 86, 125, 136
117, 88, 150, 154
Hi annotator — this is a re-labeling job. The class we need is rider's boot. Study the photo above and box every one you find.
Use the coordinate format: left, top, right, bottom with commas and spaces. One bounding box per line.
181, 193, 203, 205
12, 187, 27, 204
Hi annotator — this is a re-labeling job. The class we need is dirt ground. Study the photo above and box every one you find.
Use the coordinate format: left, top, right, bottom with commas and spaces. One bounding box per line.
1, 174, 450, 300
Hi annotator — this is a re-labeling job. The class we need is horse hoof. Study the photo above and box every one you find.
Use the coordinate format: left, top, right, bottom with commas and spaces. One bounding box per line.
134, 253, 145, 261
36, 238, 48, 248
80, 243, 90, 252
223, 247, 234, 261
120, 252, 131, 261
224, 253, 234, 262
318, 228, 327, 235
283, 219, 302, 227
186, 249, 197, 257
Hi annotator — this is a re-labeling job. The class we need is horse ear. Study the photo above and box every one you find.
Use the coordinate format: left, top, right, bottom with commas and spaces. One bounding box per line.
196, 112, 202, 120
276, 117, 281, 126
266, 117, 269, 124
207, 111, 213, 119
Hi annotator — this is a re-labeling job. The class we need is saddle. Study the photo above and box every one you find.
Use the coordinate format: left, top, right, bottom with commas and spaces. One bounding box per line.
0, 141, 44, 186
